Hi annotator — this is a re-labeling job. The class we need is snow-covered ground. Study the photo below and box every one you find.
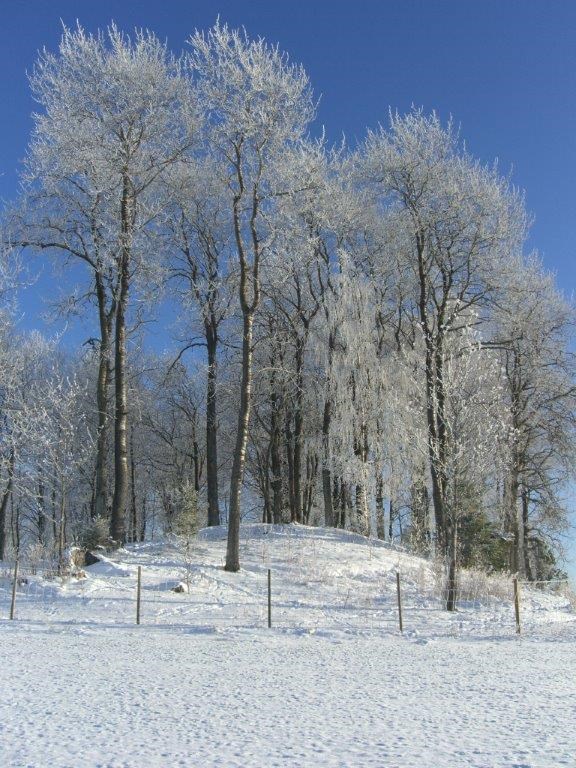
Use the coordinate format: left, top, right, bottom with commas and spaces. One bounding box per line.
1, 524, 575, 767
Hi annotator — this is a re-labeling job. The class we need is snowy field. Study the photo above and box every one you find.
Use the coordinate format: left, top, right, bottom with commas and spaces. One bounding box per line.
1, 524, 575, 767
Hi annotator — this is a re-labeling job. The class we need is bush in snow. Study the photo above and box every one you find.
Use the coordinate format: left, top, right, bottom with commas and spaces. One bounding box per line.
78, 516, 112, 552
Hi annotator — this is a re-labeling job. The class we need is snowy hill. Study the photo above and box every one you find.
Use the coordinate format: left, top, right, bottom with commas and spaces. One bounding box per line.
3, 522, 572, 638
1, 524, 575, 767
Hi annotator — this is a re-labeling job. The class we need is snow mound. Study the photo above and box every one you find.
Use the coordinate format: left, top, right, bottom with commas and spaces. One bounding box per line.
84, 553, 132, 577
1, 524, 575, 768
2, 523, 574, 639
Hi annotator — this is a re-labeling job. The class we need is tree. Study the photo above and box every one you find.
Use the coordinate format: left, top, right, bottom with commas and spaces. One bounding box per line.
188, 23, 315, 570
494, 256, 576, 578
357, 110, 526, 568
0, 333, 93, 562
18, 24, 198, 543
162, 156, 235, 527
2, 24, 574, 589
139, 357, 205, 533
22, 369, 93, 569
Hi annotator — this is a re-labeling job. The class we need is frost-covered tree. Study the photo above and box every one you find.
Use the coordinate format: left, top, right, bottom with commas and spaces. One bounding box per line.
15, 24, 198, 543
162, 156, 235, 527
22, 369, 93, 568
138, 358, 205, 533
0, 334, 93, 562
493, 256, 576, 578
188, 22, 315, 570
1, 22, 574, 589
357, 110, 527, 562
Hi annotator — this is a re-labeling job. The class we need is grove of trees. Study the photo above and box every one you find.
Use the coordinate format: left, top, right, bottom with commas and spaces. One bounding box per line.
1, 23, 574, 607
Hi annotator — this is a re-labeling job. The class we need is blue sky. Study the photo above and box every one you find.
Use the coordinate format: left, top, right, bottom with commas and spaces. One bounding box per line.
0, 0, 575, 576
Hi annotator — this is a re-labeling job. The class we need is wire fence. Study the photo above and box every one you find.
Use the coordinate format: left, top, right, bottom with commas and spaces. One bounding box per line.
0, 532, 574, 640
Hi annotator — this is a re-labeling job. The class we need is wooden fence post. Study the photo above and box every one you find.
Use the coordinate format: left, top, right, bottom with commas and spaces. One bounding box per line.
267, 568, 272, 628
396, 571, 403, 633
9, 556, 19, 621
136, 566, 142, 625
513, 576, 521, 635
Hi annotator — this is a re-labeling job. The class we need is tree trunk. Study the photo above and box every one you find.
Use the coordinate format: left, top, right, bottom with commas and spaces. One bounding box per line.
445, 515, 458, 611
51, 486, 57, 544
424, 344, 448, 554
58, 475, 67, 574
285, 413, 296, 521
140, 497, 147, 542
269, 390, 284, 524
205, 323, 220, 526
93, 273, 113, 521
0, 448, 15, 560
193, 438, 200, 494
411, 474, 430, 553
321, 331, 335, 527
416, 233, 448, 554
345, 480, 354, 528
292, 339, 305, 524
293, 418, 303, 523
225, 312, 254, 572
375, 474, 385, 540
504, 459, 520, 573
303, 452, 318, 525
129, 424, 138, 543
337, 478, 348, 529
355, 484, 368, 535
354, 423, 369, 535
256, 447, 272, 524
321, 397, 334, 528
10, 495, 20, 554
521, 488, 533, 581
110, 175, 132, 545
93, 348, 111, 520
332, 476, 340, 528
37, 470, 46, 545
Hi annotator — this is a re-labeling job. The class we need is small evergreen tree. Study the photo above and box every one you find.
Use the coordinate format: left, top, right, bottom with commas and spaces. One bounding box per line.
173, 482, 198, 589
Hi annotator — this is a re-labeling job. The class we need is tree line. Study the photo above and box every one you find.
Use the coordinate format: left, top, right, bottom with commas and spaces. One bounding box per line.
1, 23, 574, 607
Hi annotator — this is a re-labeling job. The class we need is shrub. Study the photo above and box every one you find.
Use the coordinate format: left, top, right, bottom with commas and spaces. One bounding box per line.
78, 516, 111, 551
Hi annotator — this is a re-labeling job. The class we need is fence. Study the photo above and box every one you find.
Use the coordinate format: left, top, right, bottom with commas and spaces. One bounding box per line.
0, 566, 574, 637
0, 530, 573, 640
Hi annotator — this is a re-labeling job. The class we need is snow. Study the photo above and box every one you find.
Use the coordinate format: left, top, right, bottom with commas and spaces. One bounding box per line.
1, 524, 575, 767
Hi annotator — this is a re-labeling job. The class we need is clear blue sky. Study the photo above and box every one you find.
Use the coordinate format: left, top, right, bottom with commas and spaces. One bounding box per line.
0, 0, 575, 576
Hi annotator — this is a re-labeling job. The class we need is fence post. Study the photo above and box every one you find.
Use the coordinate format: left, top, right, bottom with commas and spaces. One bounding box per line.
267, 568, 272, 628
9, 556, 19, 620
136, 566, 142, 625
513, 576, 521, 635
396, 571, 403, 633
